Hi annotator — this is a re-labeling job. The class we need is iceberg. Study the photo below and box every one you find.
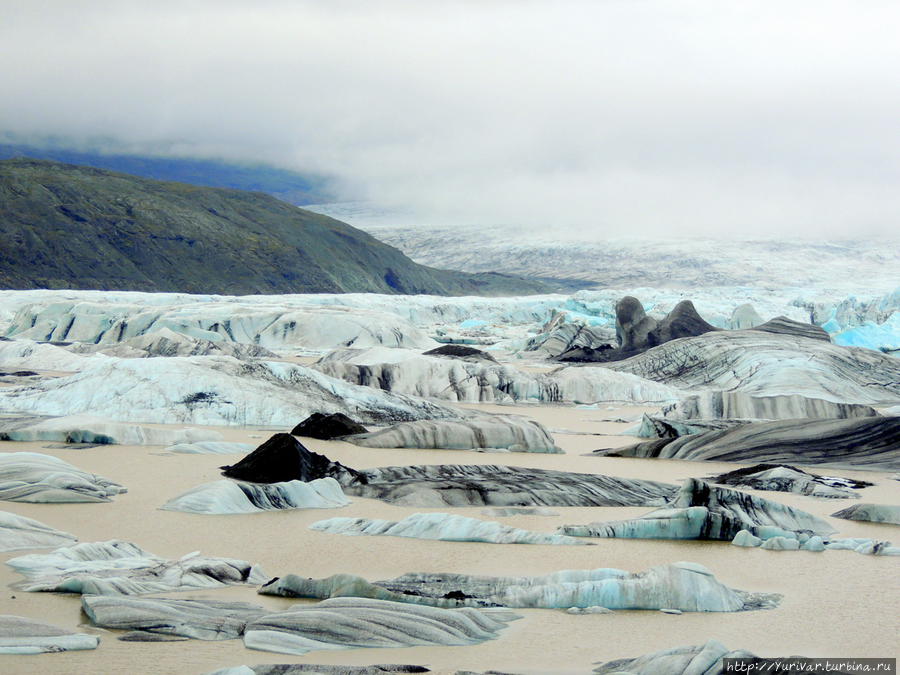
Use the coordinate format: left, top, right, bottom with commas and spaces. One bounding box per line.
0, 511, 77, 552
0, 452, 126, 503
309, 512, 590, 546
559, 479, 834, 542
0, 354, 461, 426
161, 478, 348, 514
347, 416, 562, 453
261, 562, 780, 612
7, 540, 268, 595
0, 615, 99, 654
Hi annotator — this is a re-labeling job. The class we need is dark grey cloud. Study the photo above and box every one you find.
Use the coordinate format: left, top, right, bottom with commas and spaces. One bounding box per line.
2, 1, 898, 237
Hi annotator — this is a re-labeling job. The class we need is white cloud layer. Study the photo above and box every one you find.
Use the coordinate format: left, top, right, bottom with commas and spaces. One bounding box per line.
2, 1, 899, 237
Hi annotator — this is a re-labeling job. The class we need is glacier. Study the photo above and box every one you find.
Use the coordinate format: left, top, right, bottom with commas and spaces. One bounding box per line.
2, 286, 897, 357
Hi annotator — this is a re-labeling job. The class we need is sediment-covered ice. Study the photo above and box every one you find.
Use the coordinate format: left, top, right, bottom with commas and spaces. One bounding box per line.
164, 441, 254, 454
220, 436, 675, 507
660, 390, 880, 422
592, 639, 771, 674
260, 563, 780, 612
559, 479, 835, 542
347, 416, 562, 453
220, 433, 365, 485
605, 417, 900, 471
707, 464, 871, 499
82, 596, 265, 641
0, 615, 99, 654
0, 452, 126, 503
0, 511, 77, 552
0, 339, 91, 372
605, 330, 900, 404
347, 464, 676, 507
80, 594, 517, 655
481, 507, 560, 517
2, 294, 437, 351
7, 540, 268, 595
309, 512, 589, 545
2, 286, 895, 356
831, 503, 900, 525
0, 413, 223, 445
68, 327, 279, 359
161, 478, 348, 514
290, 412, 368, 439
316, 347, 682, 404
0, 355, 461, 426
244, 597, 519, 655
204, 667, 428, 675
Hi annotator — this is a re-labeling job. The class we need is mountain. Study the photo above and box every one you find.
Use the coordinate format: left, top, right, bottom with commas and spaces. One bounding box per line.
0, 159, 550, 296
0, 143, 334, 205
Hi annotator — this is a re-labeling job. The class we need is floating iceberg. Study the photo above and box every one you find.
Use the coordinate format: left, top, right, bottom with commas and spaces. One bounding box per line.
347, 416, 562, 453
316, 347, 682, 405
309, 512, 589, 546
0, 615, 99, 654
559, 479, 835, 542
605, 417, 900, 472
7, 539, 268, 595
707, 464, 871, 499
0, 413, 223, 445
0, 452, 126, 503
80, 594, 518, 656
0, 354, 461, 426
0, 511, 77, 552
831, 503, 900, 525
242, 597, 519, 655
261, 562, 780, 612
164, 441, 254, 454
161, 478, 348, 514
606, 330, 900, 404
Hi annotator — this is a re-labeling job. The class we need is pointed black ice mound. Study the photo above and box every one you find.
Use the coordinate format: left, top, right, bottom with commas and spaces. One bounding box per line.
290, 413, 368, 440
221, 433, 365, 485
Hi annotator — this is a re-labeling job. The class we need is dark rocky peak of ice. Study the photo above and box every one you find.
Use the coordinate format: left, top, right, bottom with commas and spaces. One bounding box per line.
221, 433, 366, 485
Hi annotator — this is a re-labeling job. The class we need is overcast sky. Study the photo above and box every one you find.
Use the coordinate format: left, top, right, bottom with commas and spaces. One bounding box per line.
2, 1, 899, 237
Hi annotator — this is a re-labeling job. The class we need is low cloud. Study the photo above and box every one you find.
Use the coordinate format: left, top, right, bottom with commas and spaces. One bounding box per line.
2, 1, 898, 237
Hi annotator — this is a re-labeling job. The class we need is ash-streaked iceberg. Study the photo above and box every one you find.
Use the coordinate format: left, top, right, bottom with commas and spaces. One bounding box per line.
161, 478, 348, 515
316, 346, 682, 405
346, 416, 562, 453
260, 563, 780, 612
242, 597, 519, 655
831, 503, 900, 525
309, 512, 590, 546
0, 511, 77, 552
7, 539, 268, 595
0, 452, 126, 503
604, 330, 900, 404
559, 479, 835, 542
0, 413, 224, 445
604, 417, 900, 472
0, 354, 461, 427
0, 615, 99, 654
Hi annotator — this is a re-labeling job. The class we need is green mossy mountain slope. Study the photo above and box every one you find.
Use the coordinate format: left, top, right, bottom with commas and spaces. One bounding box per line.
0, 158, 549, 296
